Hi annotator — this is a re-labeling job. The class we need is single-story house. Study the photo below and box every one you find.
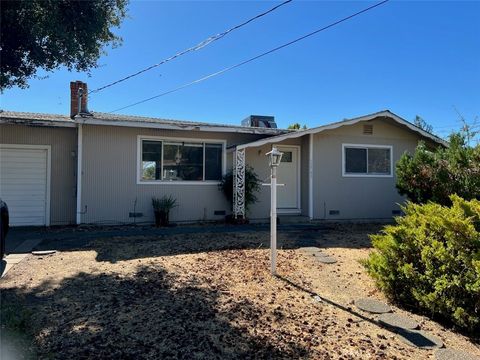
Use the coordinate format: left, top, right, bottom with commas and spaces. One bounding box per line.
0, 81, 445, 227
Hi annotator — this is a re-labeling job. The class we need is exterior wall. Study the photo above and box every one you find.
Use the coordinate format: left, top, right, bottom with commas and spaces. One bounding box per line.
312, 119, 431, 220
0, 123, 77, 225
80, 124, 267, 224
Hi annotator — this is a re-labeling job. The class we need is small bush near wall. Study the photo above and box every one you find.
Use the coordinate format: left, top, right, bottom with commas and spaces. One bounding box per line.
218, 165, 261, 217
363, 195, 480, 333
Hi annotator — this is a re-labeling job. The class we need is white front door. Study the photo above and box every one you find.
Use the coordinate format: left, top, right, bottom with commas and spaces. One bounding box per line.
276, 146, 300, 213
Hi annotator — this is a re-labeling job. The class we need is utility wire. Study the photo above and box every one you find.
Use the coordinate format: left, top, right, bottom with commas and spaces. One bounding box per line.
109, 0, 389, 114
89, 0, 293, 95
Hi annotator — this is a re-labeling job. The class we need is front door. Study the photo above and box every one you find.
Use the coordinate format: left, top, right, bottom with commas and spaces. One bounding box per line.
276, 146, 300, 213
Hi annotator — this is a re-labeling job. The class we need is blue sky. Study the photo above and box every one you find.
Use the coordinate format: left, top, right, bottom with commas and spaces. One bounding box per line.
2, 1, 479, 136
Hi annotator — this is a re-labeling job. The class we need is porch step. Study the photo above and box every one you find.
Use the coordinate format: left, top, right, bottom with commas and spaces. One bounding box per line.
277, 215, 311, 224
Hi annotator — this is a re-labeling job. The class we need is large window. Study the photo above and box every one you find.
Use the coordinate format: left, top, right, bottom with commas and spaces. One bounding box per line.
139, 138, 224, 182
343, 144, 392, 177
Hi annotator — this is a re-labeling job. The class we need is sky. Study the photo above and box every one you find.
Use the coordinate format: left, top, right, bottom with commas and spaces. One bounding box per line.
1, 0, 479, 136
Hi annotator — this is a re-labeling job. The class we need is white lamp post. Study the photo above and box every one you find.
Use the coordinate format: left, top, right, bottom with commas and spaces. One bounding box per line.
266, 147, 283, 276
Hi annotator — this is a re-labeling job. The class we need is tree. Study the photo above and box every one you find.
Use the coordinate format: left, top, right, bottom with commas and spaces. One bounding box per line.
413, 115, 433, 134
1, 0, 128, 90
396, 131, 480, 205
288, 123, 307, 130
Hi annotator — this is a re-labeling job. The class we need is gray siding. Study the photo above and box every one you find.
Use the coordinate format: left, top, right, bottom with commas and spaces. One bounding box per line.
312, 119, 424, 220
80, 125, 266, 224
0, 123, 77, 225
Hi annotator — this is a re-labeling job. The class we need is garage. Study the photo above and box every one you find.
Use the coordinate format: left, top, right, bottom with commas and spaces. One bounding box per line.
0, 145, 50, 226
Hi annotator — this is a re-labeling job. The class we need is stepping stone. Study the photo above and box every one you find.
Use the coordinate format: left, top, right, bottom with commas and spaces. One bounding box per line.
311, 252, 330, 258
435, 348, 480, 360
378, 313, 419, 330
315, 256, 337, 264
298, 247, 321, 253
355, 298, 391, 314
396, 329, 443, 349
32, 250, 56, 256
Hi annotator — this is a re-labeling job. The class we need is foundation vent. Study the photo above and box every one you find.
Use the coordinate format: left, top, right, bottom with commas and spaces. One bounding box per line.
363, 124, 373, 135
329, 210, 340, 216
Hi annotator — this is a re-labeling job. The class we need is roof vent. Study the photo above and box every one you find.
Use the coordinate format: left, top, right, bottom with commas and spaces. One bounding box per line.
242, 115, 277, 128
363, 124, 373, 135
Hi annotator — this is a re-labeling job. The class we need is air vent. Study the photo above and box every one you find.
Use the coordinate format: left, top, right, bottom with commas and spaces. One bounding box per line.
363, 124, 373, 135
214, 210, 226, 216
329, 210, 340, 216
392, 210, 402, 216
129, 212, 143, 218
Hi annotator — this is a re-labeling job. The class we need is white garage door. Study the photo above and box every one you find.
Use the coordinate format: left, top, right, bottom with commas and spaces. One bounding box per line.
0, 146, 50, 226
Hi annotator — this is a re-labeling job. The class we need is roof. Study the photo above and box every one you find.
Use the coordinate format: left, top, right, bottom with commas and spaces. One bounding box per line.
237, 110, 447, 149
0, 110, 75, 127
0, 110, 288, 135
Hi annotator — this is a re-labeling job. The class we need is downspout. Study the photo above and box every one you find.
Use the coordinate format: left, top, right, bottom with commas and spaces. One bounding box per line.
76, 123, 83, 225
308, 133, 314, 220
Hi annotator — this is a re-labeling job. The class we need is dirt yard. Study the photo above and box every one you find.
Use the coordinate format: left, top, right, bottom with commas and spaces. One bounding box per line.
1, 223, 479, 359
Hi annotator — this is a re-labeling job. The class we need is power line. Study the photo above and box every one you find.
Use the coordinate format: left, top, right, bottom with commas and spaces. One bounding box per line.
108, 0, 390, 114
89, 0, 293, 95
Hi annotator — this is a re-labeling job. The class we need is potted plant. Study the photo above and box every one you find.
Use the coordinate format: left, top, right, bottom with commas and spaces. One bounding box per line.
152, 195, 178, 227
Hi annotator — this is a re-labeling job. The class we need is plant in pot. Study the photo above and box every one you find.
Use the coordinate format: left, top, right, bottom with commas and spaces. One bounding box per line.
152, 195, 178, 227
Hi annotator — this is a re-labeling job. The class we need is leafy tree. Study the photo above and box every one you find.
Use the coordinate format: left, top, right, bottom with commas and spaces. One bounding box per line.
413, 115, 433, 133
1, 0, 128, 90
288, 123, 307, 130
218, 166, 261, 217
396, 132, 480, 205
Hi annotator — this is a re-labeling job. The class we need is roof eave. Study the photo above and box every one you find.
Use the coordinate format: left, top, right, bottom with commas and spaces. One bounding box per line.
236, 110, 448, 150
0, 117, 76, 128
75, 117, 288, 135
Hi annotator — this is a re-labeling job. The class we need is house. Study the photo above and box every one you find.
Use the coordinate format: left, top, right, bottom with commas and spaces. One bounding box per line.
0, 81, 445, 227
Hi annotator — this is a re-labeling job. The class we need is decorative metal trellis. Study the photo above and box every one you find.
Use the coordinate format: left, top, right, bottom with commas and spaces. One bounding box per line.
233, 148, 246, 218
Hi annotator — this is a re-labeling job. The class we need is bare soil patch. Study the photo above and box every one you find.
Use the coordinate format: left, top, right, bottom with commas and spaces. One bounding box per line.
1, 223, 479, 359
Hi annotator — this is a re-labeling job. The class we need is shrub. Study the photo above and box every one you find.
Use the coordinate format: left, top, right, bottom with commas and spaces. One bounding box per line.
363, 195, 480, 333
218, 165, 261, 216
396, 133, 480, 205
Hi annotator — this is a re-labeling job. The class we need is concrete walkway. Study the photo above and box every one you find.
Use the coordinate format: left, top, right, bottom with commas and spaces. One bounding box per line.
1, 238, 43, 278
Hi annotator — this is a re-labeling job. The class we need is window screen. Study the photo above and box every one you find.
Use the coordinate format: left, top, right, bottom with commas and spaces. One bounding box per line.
344, 146, 391, 175
345, 148, 367, 173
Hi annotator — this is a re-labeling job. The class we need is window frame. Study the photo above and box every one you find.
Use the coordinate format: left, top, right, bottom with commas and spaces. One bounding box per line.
137, 135, 226, 185
342, 143, 393, 178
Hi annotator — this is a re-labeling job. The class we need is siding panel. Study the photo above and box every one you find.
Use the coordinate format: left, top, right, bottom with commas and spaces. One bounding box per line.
81, 125, 267, 224
0, 124, 77, 225
312, 119, 429, 220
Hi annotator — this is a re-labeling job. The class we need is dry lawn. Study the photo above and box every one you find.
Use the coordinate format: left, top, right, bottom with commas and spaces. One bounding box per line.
1, 223, 479, 359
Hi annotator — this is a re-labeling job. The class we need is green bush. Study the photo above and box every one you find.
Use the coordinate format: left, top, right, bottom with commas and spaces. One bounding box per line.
218, 165, 261, 216
363, 195, 480, 333
396, 133, 480, 206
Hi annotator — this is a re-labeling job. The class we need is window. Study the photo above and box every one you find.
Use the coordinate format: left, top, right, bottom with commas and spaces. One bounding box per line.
281, 151, 293, 163
343, 144, 392, 176
139, 138, 224, 182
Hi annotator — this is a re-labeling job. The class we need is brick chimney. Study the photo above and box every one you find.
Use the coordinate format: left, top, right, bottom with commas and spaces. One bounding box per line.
70, 81, 88, 119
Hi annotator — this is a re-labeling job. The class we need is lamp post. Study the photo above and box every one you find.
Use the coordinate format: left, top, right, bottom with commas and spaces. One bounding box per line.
266, 147, 283, 276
